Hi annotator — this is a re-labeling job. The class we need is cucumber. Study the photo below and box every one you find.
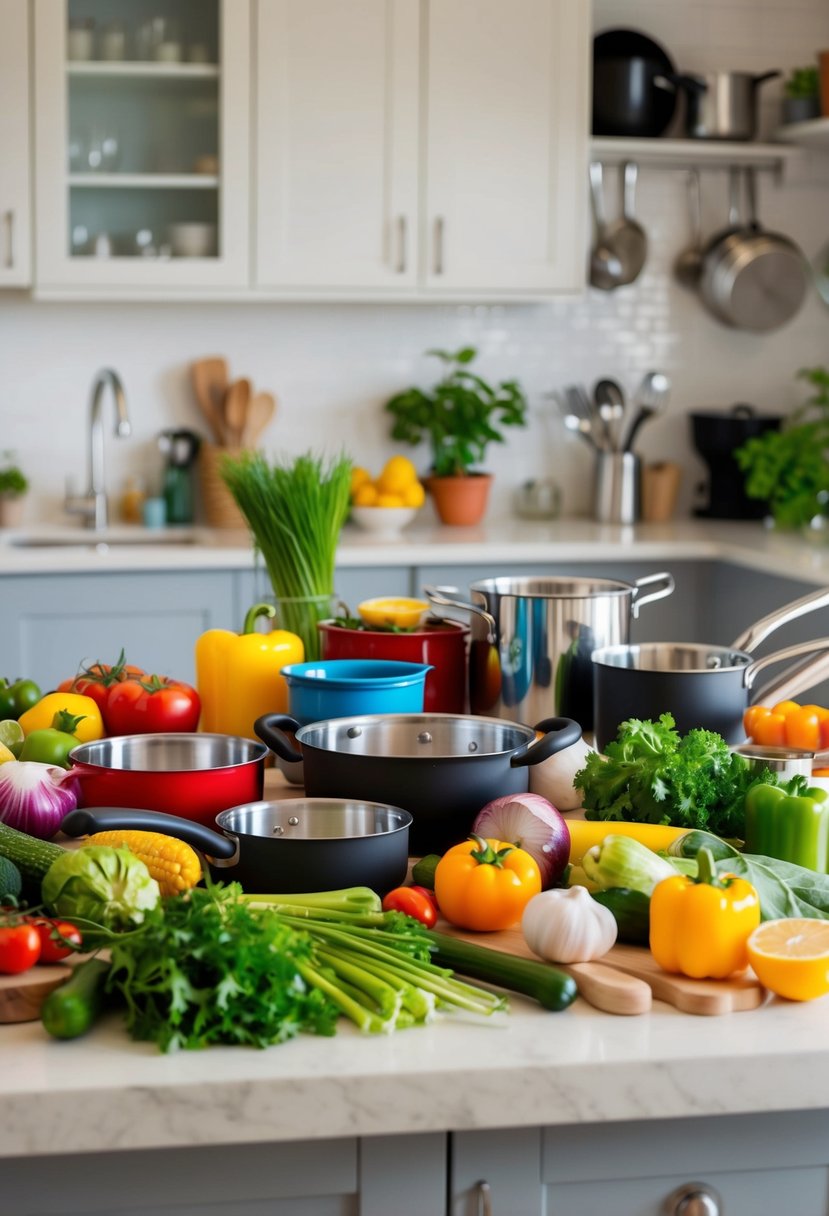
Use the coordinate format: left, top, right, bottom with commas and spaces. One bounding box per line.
592, 887, 650, 945
424, 929, 577, 1012
411, 854, 440, 889
0, 855, 22, 902
0, 821, 65, 885
41, 957, 111, 1040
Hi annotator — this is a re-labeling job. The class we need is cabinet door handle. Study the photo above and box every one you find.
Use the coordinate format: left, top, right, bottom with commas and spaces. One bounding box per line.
433, 216, 445, 275
395, 215, 407, 274
473, 1180, 492, 1216
4, 210, 13, 269
663, 1182, 721, 1216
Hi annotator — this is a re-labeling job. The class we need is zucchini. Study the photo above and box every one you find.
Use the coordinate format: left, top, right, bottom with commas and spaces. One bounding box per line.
0, 821, 65, 885
41, 957, 110, 1040
424, 929, 577, 1012
592, 887, 650, 945
411, 854, 440, 889
0, 854, 22, 902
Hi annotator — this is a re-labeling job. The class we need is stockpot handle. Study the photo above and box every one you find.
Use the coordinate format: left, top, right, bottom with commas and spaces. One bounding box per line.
60, 807, 237, 859
255, 713, 304, 763
745, 638, 829, 702
751, 70, 781, 88
631, 572, 675, 617
732, 584, 829, 653
422, 584, 497, 641
511, 717, 582, 769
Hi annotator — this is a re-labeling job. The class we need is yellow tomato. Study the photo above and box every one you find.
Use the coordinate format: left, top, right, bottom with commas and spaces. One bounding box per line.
377, 455, 418, 495
401, 481, 426, 508
747, 918, 829, 1001
18, 692, 105, 741
352, 482, 379, 507
358, 597, 429, 630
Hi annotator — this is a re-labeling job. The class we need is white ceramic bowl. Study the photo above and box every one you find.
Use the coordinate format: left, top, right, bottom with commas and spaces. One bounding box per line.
350, 506, 419, 536
168, 222, 217, 258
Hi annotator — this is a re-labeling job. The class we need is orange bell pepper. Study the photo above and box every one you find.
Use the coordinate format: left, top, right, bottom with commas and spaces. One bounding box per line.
434, 834, 541, 931
743, 700, 829, 752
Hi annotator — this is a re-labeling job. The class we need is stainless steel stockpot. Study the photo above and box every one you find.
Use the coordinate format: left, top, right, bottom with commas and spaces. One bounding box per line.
426, 573, 674, 731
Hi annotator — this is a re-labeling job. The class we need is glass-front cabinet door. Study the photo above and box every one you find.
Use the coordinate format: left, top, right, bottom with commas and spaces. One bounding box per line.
33, 0, 249, 291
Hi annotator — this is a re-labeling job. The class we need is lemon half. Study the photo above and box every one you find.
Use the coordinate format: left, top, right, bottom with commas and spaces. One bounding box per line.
747, 918, 829, 1001
358, 597, 430, 630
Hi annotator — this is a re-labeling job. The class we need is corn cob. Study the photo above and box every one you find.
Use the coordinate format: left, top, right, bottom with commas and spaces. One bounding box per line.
83, 830, 202, 897
566, 818, 688, 867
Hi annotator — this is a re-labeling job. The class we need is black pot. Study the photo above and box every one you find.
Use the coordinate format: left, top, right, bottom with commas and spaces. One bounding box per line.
592, 28, 678, 137
61, 800, 412, 897
256, 713, 582, 854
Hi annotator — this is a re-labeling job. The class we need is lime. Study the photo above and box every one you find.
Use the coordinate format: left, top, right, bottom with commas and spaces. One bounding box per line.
0, 719, 24, 755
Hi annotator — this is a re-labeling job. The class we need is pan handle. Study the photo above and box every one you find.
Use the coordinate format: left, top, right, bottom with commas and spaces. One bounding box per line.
732, 585, 829, 653
745, 638, 829, 702
60, 807, 237, 859
631, 572, 675, 617
254, 713, 304, 763
423, 584, 497, 641
511, 717, 582, 769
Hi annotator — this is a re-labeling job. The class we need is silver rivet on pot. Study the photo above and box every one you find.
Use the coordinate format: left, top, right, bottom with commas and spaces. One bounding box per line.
468, 741, 478, 752
288, 816, 299, 826
347, 726, 363, 739
417, 731, 433, 745
272, 825, 284, 835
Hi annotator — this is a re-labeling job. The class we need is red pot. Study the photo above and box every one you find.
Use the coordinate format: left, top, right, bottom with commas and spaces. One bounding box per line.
69, 733, 267, 828
318, 619, 470, 713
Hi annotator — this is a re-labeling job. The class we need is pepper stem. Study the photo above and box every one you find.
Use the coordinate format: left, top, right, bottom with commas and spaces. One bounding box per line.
51, 710, 87, 735
243, 602, 278, 635
468, 833, 514, 868
695, 847, 719, 887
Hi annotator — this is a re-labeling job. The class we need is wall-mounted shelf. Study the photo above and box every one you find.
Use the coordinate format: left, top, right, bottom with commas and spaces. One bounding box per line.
68, 173, 219, 189
67, 62, 219, 80
773, 118, 829, 148
590, 136, 798, 172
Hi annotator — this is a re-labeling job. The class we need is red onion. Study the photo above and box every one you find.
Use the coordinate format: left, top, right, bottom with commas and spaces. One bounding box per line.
472, 793, 570, 888
0, 762, 80, 839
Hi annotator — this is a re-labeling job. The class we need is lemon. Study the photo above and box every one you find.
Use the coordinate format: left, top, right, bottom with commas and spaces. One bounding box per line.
353, 482, 379, 507
0, 719, 24, 754
350, 466, 372, 496
401, 481, 426, 508
747, 918, 829, 1001
377, 455, 418, 495
0, 741, 15, 765
375, 492, 405, 508
358, 597, 430, 630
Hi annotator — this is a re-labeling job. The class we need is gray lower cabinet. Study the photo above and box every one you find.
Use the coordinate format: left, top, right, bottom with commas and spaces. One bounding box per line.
450, 1111, 829, 1216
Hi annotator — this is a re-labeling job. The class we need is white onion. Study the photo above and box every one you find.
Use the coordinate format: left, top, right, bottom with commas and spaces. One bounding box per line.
472, 793, 570, 888
529, 736, 595, 811
0, 762, 80, 839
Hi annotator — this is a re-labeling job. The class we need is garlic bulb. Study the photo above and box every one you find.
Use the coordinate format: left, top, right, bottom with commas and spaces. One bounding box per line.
521, 885, 617, 964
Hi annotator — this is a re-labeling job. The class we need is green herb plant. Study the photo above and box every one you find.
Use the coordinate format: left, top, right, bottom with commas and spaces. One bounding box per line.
784, 66, 819, 99
384, 347, 528, 478
0, 451, 28, 498
221, 451, 352, 660
735, 367, 829, 529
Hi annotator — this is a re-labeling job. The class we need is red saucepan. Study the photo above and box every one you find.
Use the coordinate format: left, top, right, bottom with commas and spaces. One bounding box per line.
68, 734, 268, 828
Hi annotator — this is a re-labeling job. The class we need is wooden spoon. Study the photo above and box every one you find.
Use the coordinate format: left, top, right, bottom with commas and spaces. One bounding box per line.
223, 378, 252, 448
190, 357, 229, 445
241, 391, 277, 448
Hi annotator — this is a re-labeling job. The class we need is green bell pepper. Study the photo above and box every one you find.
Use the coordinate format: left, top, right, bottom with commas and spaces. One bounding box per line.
744, 782, 829, 872
0, 677, 41, 720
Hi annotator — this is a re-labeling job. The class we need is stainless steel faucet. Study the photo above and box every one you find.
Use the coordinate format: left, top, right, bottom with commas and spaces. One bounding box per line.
65, 368, 132, 529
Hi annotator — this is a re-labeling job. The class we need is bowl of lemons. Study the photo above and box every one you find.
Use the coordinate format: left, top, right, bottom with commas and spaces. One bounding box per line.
350, 456, 425, 536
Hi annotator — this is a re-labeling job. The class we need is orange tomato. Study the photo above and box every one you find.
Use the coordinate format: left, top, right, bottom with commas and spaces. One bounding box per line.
751, 710, 787, 747
743, 705, 771, 739
785, 705, 821, 752
772, 700, 801, 719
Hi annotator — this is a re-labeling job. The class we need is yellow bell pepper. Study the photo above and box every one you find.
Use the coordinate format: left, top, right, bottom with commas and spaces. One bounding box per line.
434, 834, 542, 931
18, 692, 104, 742
649, 847, 760, 980
194, 603, 304, 741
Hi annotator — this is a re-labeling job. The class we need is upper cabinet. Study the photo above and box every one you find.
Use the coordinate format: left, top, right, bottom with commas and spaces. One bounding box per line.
0, 0, 32, 287
254, 0, 589, 297
33, 0, 250, 291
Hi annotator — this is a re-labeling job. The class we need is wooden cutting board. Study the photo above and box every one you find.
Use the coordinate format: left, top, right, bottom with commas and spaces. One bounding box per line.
0, 964, 71, 1024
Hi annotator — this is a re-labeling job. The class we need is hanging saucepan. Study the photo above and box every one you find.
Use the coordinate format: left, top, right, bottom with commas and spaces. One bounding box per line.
61, 799, 413, 897
256, 712, 582, 854
699, 167, 809, 333
592, 585, 829, 748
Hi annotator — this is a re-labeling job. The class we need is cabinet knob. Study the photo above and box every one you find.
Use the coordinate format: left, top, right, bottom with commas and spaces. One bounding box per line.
663, 1182, 722, 1216
473, 1180, 492, 1216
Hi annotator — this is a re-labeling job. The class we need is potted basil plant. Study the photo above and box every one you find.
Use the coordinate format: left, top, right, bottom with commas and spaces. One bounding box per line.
0, 452, 29, 528
384, 347, 528, 526
781, 66, 820, 124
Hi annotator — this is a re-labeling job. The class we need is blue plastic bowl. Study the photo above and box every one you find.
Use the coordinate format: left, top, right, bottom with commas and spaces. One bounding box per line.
282, 659, 434, 725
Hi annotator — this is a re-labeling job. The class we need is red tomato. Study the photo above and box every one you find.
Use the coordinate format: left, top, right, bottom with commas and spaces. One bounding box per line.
382, 887, 438, 928
106, 675, 201, 735
0, 923, 41, 974
58, 655, 146, 733
28, 919, 83, 964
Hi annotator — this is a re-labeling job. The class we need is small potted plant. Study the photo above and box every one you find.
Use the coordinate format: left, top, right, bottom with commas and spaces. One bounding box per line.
384, 347, 528, 526
781, 66, 820, 124
0, 451, 29, 528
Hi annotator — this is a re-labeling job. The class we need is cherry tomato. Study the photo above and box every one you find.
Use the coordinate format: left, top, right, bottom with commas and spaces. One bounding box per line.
106, 675, 201, 735
382, 886, 438, 927
28, 919, 83, 964
0, 923, 41, 974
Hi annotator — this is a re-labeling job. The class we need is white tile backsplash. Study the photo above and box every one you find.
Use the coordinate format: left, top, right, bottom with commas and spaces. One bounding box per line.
3, 0, 829, 528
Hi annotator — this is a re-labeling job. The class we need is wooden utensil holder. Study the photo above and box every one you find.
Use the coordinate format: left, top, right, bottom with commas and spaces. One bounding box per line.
199, 443, 249, 530
641, 461, 682, 523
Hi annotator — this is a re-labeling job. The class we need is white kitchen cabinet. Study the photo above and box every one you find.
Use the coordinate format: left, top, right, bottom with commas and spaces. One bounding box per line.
255, 0, 420, 291
0, 0, 31, 287
33, 0, 250, 292
422, 0, 589, 294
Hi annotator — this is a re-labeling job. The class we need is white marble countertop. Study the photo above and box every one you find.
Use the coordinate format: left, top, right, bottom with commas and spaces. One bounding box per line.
2, 516, 829, 584
2, 981, 829, 1158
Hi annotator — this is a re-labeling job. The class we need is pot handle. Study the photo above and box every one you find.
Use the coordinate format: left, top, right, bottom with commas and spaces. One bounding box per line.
751, 70, 781, 87
732, 585, 829, 653
745, 638, 829, 702
422, 584, 497, 642
510, 717, 583, 769
60, 807, 237, 860
631, 572, 675, 617
254, 713, 304, 763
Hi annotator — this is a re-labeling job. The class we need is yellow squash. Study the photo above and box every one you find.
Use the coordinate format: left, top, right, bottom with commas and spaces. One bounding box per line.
566, 818, 688, 867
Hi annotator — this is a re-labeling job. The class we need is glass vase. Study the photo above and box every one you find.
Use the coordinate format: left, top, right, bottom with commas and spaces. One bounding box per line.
269, 593, 336, 663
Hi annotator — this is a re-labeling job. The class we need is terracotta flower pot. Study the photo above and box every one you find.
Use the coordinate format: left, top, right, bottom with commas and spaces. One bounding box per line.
425, 472, 492, 526
0, 495, 25, 528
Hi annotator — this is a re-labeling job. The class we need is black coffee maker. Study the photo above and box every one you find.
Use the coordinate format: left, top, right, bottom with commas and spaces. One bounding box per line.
690, 404, 781, 519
